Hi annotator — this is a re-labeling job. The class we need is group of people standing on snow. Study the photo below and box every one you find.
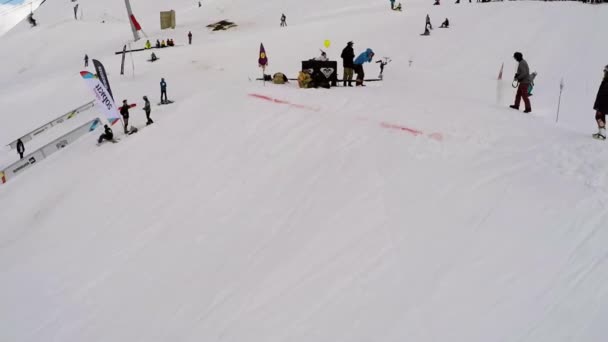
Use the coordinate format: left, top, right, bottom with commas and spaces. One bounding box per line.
340, 41, 374, 87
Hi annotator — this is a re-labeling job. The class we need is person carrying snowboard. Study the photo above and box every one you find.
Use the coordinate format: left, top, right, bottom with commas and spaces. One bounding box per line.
98, 125, 114, 144
143, 96, 154, 125
280, 13, 287, 27
592, 65, 608, 140
188, 31, 193, 45
353, 48, 375, 86
16, 139, 25, 159
341, 41, 355, 87
509, 52, 532, 113
120, 100, 132, 134
160, 78, 168, 104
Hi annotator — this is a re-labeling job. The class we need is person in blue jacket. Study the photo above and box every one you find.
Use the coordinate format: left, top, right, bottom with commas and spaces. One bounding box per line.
353, 48, 375, 86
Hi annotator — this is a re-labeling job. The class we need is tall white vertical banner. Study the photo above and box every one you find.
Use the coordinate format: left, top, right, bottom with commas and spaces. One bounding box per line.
80, 71, 121, 125
124, 0, 140, 42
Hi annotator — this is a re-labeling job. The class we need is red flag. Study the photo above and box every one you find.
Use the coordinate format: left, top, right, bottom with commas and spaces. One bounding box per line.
130, 15, 142, 31
258, 43, 268, 68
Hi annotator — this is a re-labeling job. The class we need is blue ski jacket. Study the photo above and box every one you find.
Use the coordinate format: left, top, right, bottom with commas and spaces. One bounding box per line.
354, 49, 374, 65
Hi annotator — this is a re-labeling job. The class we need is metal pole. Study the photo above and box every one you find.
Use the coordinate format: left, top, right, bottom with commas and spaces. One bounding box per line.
124, 0, 140, 42
556, 78, 564, 123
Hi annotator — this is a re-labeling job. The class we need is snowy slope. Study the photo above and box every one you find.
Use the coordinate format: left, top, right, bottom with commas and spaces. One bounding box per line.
1, 0, 608, 341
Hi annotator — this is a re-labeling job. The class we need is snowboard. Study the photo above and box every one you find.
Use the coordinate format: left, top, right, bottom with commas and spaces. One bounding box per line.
157, 100, 174, 106
592, 133, 606, 140
97, 139, 120, 146
147, 58, 160, 62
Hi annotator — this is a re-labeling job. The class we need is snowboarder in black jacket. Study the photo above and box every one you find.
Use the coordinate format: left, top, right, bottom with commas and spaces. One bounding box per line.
16, 139, 25, 159
120, 100, 131, 134
98, 125, 114, 144
143, 96, 153, 125
341, 41, 355, 87
593, 65, 608, 140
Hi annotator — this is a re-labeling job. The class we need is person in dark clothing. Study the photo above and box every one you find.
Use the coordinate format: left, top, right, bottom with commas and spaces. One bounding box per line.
27, 13, 37, 27
509, 52, 532, 113
16, 139, 25, 159
142, 96, 153, 125
188, 31, 192, 45
341, 41, 355, 87
280, 13, 287, 27
84, 54, 89, 67
592, 65, 608, 140
160, 78, 168, 104
440, 18, 449, 28
156, 39, 161, 48
433, 0, 440, 5
390, 0, 395, 9
426, 14, 433, 30
120, 100, 131, 134
98, 125, 114, 144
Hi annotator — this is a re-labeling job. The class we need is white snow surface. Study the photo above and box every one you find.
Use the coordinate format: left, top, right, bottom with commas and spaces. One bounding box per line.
1, 0, 608, 341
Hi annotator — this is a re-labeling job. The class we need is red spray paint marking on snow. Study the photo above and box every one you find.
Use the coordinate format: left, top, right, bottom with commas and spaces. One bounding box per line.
380, 121, 443, 141
250, 94, 443, 141
248, 93, 320, 111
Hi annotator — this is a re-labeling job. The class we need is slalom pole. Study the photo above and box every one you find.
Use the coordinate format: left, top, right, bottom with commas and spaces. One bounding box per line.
556, 78, 564, 123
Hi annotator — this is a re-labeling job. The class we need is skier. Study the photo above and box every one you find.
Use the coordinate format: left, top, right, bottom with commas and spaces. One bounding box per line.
280, 13, 287, 27
120, 100, 132, 134
16, 139, 25, 160
188, 31, 192, 45
592, 65, 608, 140
98, 125, 114, 144
390, 0, 395, 9
509, 52, 532, 113
160, 78, 168, 104
84, 54, 89, 67
341, 41, 355, 87
143, 96, 153, 125
353, 48, 375, 86
440, 18, 450, 28
426, 14, 433, 30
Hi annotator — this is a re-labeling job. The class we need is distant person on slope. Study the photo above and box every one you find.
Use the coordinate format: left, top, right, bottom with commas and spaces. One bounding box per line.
160, 78, 168, 104
145, 40, 152, 49
98, 125, 114, 144
426, 14, 433, 30
84, 54, 89, 67
143, 96, 153, 125
592, 65, 608, 140
280, 13, 287, 27
390, 0, 395, 9
156, 39, 161, 48
353, 48, 375, 86
341, 41, 355, 87
16, 139, 25, 159
440, 18, 450, 28
120, 100, 132, 134
188, 31, 193, 45
509, 52, 532, 113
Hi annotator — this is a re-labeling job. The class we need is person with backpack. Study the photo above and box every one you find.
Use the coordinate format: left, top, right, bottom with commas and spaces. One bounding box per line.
341, 41, 355, 87
160, 78, 168, 104
592, 65, 608, 140
353, 48, 375, 86
16, 139, 25, 159
509, 52, 532, 113
143, 96, 153, 125
98, 125, 114, 144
